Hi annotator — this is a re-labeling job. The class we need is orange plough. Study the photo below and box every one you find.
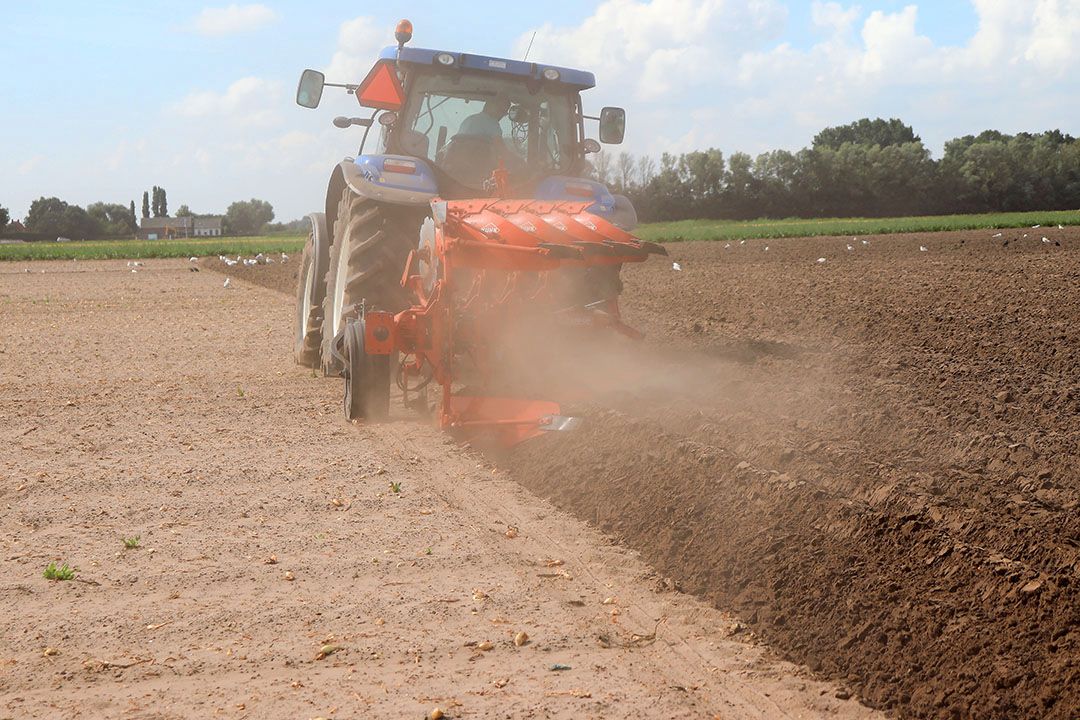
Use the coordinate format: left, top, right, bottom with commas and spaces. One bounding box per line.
346, 196, 666, 446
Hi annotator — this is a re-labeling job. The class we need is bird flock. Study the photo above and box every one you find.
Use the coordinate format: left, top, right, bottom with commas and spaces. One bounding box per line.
218, 252, 289, 268
665, 222, 1071, 273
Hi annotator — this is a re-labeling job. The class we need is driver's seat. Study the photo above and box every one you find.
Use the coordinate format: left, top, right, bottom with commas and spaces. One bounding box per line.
438, 134, 498, 189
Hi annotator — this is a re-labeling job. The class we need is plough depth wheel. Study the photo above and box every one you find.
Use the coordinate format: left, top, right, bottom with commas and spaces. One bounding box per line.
343, 319, 391, 421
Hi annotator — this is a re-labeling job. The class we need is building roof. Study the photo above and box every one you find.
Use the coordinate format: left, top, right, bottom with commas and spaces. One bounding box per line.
141, 216, 193, 230
193, 217, 222, 229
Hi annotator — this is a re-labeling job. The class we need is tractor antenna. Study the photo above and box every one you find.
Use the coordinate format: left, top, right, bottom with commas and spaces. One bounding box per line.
522, 31, 536, 61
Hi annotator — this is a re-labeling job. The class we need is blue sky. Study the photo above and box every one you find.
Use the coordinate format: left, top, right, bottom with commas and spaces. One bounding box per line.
3, 1, 1079, 222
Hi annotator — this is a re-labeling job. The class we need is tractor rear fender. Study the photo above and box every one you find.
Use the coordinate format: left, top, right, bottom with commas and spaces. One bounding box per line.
324, 156, 438, 239
534, 176, 637, 230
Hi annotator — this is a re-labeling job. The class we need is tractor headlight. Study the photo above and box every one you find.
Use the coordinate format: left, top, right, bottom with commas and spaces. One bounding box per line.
542, 68, 560, 81
436, 52, 455, 66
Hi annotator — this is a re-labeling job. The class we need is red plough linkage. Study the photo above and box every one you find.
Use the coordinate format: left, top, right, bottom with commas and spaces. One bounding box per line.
344, 193, 666, 447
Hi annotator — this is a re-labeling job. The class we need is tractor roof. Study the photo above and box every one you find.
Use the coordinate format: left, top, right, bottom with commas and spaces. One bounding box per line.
379, 46, 596, 90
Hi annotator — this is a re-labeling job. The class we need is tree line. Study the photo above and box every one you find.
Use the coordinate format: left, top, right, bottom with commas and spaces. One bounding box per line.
1, 191, 280, 240
592, 118, 1080, 222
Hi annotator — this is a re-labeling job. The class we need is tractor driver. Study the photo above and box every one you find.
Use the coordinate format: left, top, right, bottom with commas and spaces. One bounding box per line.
459, 97, 511, 137
443, 95, 526, 186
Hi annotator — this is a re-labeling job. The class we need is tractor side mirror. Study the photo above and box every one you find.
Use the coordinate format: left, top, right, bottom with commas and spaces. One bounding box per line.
582, 139, 601, 154
296, 69, 325, 109
599, 107, 626, 144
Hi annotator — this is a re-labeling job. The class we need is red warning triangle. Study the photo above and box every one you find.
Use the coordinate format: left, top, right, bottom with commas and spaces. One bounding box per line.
356, 60, 405, 111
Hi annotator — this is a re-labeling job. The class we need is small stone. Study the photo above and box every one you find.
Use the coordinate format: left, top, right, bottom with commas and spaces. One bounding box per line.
265, 554, 278, 565
43, 647, 59, 657
994, 390, 1013, 403
284, 571, 295, 581
1020, 579, 1044, 595
316, 644, 341, 659
477, 640, 494, 651
429, 709, 444, 720
835, 689, 851, 700
504, 527, 519, 539
514, 631, 529, 647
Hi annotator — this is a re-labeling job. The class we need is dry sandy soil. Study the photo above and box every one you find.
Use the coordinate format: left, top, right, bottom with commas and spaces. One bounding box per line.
0, 259, 879, 719
216, 224, 1080, 718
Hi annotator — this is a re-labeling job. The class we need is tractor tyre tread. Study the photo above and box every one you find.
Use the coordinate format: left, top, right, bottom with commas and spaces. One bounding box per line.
294, 212, 329, 368
320, 189, 425, 376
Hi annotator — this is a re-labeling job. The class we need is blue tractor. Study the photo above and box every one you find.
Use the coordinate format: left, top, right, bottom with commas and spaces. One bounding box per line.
292, 19, 636, 381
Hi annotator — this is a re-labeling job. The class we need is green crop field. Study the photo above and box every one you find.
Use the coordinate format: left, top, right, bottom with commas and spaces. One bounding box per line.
0, 235, 306, 262
635, 209, 1080, 243
3, 208, 1078, 261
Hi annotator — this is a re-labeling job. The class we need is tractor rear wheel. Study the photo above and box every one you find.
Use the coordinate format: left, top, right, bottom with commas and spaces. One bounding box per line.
343, 319, 390, 421
321, 189, 423, 376
294, 212, 329, 368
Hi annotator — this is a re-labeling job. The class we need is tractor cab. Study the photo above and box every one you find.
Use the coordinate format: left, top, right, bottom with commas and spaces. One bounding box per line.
295, 21, 627, 204
394, 61, 579, 192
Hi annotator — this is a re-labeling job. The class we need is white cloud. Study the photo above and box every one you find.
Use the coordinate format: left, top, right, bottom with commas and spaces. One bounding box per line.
324, 16, 391, 83
811, 1, 861, 36
174, 77, 284, 127
17, 156, 43, 175
193, 4, 278, 36
514, 0, 1080, 160
1025, 0, 1080, 71
514, 0, 788, 102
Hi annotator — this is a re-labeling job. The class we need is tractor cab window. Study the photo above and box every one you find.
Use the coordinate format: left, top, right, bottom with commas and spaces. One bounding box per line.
400, 72, 574, 190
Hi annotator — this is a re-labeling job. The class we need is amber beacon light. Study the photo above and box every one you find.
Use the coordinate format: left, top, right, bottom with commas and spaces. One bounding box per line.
395, 19, 413, 46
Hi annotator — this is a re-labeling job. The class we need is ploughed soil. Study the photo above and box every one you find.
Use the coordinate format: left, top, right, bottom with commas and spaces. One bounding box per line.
509, 226, 1080, 719
215, 225, 1080, 718
0, 259, 879, 719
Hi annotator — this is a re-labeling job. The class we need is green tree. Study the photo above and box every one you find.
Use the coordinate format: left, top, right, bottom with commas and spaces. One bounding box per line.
142, 191, 150, 218
678, 148, 725, 217
614, 151, 635, 193
813, 118, 919, 150
26, 197, 100, 239
752, 149, 802, 217
0, 205, 9, 232
175, 204, 193, 218
638, 153, 693, 221
723, 151, 758, 218
159, 187, 168, 217
129, 200, 137, 229
223, 199, 274, 235
88, 202, 137, 236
